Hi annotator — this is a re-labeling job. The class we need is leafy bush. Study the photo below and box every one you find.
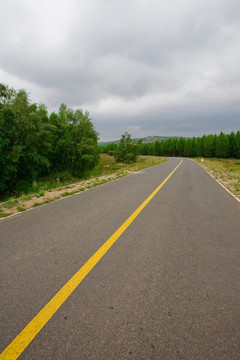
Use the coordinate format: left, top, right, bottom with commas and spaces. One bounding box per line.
114, 132, 141, 164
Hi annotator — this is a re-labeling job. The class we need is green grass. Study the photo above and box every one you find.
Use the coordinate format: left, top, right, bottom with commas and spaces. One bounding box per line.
0, 212, 11, 217
33, 202, 41, 207
33, 200, 50, 207
20, 194, 32, 201
86, 185, 93, 189
61, 192, 71, 197
16, 206, 26, 212
3, 199, 18, 208
61, 189, 82, 197
53, 196, 61, 200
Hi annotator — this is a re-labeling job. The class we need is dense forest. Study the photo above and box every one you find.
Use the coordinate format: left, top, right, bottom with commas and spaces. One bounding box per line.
101, 131, 240, 159
0, 84, 100, 198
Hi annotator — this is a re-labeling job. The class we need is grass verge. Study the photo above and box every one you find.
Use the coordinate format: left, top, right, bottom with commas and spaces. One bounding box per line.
0, 155, 167, 217
195, 158, 240, 200
89, 154, 166, 177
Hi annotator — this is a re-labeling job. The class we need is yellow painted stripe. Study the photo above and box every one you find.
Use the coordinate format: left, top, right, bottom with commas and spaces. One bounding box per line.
0, 160, 182, 360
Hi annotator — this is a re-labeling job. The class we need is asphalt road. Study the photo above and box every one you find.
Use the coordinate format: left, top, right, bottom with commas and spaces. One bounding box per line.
1, 158, 240, 360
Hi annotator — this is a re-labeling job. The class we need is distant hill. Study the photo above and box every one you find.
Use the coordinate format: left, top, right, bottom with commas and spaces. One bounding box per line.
99, 135, 181, 146
140, 136, 181, 143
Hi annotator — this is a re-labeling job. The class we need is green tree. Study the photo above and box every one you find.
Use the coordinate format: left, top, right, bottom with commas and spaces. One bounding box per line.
235, 131, 240, 158
178, 137, 185, 157
103, 143, 118, 156
216, 132, 230, 158
71, 109, 100, 176
48, 105, 100, 177
228, 131, 236, 158
203, 134, 216, 158
154, 140, 162, 156
196, 136, 205, 157
183, 138, 193, 157
0, 83, 100, 198
114, 132, 141, 163
0, 84, 52, 196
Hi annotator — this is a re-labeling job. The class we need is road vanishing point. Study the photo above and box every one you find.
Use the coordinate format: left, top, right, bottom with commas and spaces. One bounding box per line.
0, 158, 240, 360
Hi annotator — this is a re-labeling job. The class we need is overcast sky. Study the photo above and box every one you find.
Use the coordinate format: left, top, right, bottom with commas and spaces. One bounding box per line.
0, 0, 239, 140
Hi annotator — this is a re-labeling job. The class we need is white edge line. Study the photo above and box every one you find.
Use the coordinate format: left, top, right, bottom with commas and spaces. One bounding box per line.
194, 160, 240, 203
0, 161, 167, 222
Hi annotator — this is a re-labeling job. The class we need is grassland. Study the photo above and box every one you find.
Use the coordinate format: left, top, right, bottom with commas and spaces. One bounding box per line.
0, 155, 167, 218
90, 154, 167, 176
195, 158, 240, 200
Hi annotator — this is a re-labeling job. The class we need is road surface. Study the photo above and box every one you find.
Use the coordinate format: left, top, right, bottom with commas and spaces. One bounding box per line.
1, 158, 240, 359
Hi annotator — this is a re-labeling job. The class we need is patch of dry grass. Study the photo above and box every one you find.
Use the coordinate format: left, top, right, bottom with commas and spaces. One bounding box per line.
195, 158, 240, 200
89, 154, 166, 177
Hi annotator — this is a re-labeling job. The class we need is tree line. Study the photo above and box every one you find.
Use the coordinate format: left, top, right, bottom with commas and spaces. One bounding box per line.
102, 131, 240, 159
0, 84, 100, 198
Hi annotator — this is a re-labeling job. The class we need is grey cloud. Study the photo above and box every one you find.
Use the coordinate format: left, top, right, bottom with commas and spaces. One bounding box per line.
0, 0, 239, 140
93, 98, 240, 140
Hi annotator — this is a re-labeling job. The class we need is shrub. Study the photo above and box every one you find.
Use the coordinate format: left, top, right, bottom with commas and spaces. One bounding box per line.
114, 132, 141, 164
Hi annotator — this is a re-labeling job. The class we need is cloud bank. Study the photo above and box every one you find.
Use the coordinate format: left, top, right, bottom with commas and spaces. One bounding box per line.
1, 0, 239, 140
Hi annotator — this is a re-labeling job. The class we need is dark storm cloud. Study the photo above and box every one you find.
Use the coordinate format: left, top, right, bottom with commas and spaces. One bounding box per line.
0, 0, 239, 140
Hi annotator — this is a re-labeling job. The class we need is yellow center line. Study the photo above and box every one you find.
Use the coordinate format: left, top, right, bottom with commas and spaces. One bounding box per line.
0, 160, 182, 360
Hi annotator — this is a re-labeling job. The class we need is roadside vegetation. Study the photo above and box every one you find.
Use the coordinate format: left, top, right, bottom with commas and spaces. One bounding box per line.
0, 83, 100, 200
114, 132, 142, 163
1, 83, 239, 214
0, 154, 166, 217
195, 158, 240, 200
